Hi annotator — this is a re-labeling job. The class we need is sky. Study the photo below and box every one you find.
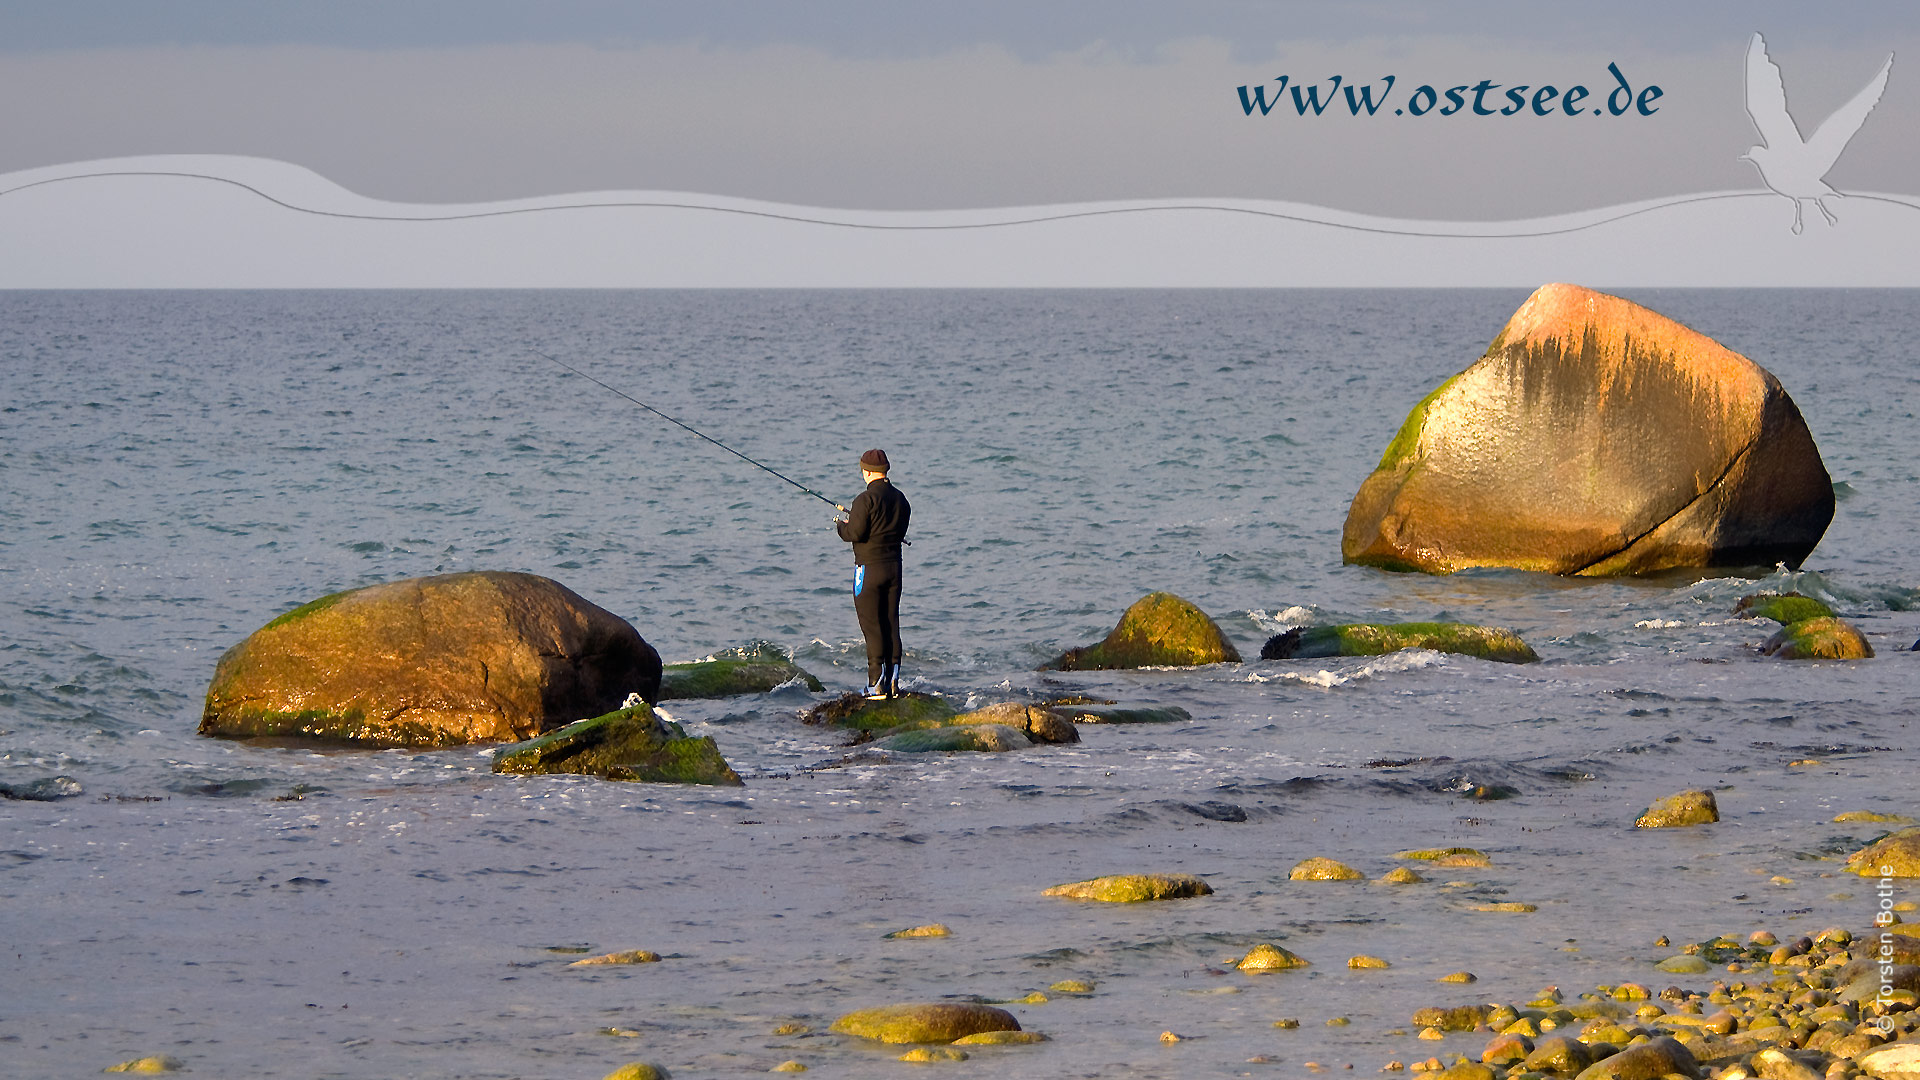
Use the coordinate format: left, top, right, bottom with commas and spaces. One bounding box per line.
3, 1, 1915, 218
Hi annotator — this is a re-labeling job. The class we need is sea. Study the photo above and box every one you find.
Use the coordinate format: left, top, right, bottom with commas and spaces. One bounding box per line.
1, 289, 1916, 1079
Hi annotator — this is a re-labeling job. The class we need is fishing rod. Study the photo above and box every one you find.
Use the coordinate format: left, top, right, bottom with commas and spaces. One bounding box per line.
530, 348, 848, 512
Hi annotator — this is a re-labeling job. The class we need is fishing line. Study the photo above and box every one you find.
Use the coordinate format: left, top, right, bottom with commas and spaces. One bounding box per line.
529, 348, 847, 511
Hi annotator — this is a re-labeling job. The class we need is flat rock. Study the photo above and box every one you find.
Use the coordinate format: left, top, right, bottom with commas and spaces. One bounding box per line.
1042, 873, 1213, 902
201, 571, 660, 746
1262, 623, 1538, 664
804, 692, 957, 732
1571, 1036, 1699, 1080
829, 1002, 1020, 1044
1860, 1042, 1920, 1080
1636, 790, 1719, 828
1043, 592, 1241, 670
1343, 283, 1833, 576
492, 705, 742, 785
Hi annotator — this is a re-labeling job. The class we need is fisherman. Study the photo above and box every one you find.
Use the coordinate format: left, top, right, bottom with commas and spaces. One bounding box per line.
835, 449, 911, 698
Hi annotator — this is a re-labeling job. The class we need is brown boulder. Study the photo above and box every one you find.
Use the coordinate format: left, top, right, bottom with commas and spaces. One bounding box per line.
200, 571, 660, 746
1343, 284, 1833, 576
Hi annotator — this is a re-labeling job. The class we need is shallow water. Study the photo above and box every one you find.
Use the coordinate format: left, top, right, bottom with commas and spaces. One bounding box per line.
1, 289, 1917, 1078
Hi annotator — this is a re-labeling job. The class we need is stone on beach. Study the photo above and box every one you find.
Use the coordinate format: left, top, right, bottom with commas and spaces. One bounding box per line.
1762, 616, 1874, 660
828, 1002, 1020, 1043
1859, 1043, 1920, 1080
491, 705, 742, 785
1261, 623, 1539, 664
1043, 592, 1241, 670
603, 1064, 671, 1080
1635, 790, 1719, 828
1342, 283, 1833, 576
1570, 1036, 1699, 1080
1043, 873, 1213, 902
201, 571, 661, 746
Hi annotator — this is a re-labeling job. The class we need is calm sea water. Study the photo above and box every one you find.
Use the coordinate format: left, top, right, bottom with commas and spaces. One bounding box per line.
2, 290, 1916, 1079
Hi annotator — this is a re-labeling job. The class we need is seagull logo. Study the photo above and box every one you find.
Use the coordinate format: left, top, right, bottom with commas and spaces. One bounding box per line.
1741, 32, 1894, 234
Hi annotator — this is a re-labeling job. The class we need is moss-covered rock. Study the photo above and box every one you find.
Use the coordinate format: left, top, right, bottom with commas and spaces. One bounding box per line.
885, 924, 951, 939
1413, 1005, 1489, 1032
1042, 873, 1213, 902
568, 949, 660, 966
1343, 284, 1833, 576
952, 1030, 1048, 1045
658, 654, 823, 699
104, 1057, 184, 1074
1734, 592, 1835, 626
1043, 592, 1241, 670
1762, 616, 1874, 660
1396, 847, 1488, 861
828, 1002, 1020, 1044
1847, 828, 1920, 877
1049, 703, 1194, 725
1238, 944, 1310, 971
1381, 867, 1428, 884
872, 724, 1025, 753
1262, 623, 1538, 664
804, 692, 957, 732
603, 1063, 671, 1080
876, 701, 1080, 744
492, 705, 741, 785
201, 571, 660, 746
1290, 857, 1364, 881
1635, 790, 1719, 828
1524, 1035, 1595, 1073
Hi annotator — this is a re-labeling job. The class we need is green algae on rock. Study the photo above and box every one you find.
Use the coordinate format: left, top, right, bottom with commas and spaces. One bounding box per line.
1396, 847, 1488, 862
875, 701, 1080, 744
1635, 790, 1719, 828
828, 1002, 1020, 1044
1762, 616, 1874, 660
1290, 857, 1364, 881
1043, 592, 1241, 670
1261, 623, 1539, 664
804, 692, 958, 732
952, 1029, 1048, 1045
886, 924, 952, 939
1342, 284, 1833, 577
872, 724, 1025, 753
104, 1057, 184, 1074
657, 654, 823, 700
1238, 943, 1310, 971
1846, 827, 1920, 877
492, 705, 742, 786
1042, 873, 1213, 902
201, 571, 661, 746
1734, 592, 1835, 625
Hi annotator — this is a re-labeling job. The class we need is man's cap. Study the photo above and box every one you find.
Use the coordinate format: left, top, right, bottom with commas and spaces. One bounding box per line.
860, 448, 890, 473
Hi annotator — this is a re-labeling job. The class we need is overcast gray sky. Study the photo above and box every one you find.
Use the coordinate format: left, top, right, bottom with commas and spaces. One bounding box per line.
3, 2, 1914, 217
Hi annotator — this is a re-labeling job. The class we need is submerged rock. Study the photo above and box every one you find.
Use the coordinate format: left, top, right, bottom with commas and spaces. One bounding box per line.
1050, 703, 1194, 725
104, 1057, 184, 1074
828, 1002, 1020, 1043
1636, 790, 1719, 828
1043, 592, 1241, 670
492, 705, 742, 785
804, 692, 957, 732
0, 775, 83, 801
1043, 873, 1213, 902
875, 701, 1081, 745
1762, 616, 1874, 660
872, 724, 1025, 753
1262, 623, 1538, 664
658, 650, 823, 699
603, 1064, 671, 1080
953, 1030, 1048, 1045
1342, 283, 1833, 576
1847, 828, 1920, 877
201, 571, 661, 746
568, 949, 661, 966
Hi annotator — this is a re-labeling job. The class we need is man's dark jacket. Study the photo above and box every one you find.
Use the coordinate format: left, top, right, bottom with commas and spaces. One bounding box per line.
836, 478, 910, 564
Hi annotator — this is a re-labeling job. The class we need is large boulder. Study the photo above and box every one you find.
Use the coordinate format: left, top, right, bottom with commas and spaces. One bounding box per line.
1044, 592, 1241, 670
200, 571, 660, 746
1343, 284, 1833, 576
492, 705, 742, 785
